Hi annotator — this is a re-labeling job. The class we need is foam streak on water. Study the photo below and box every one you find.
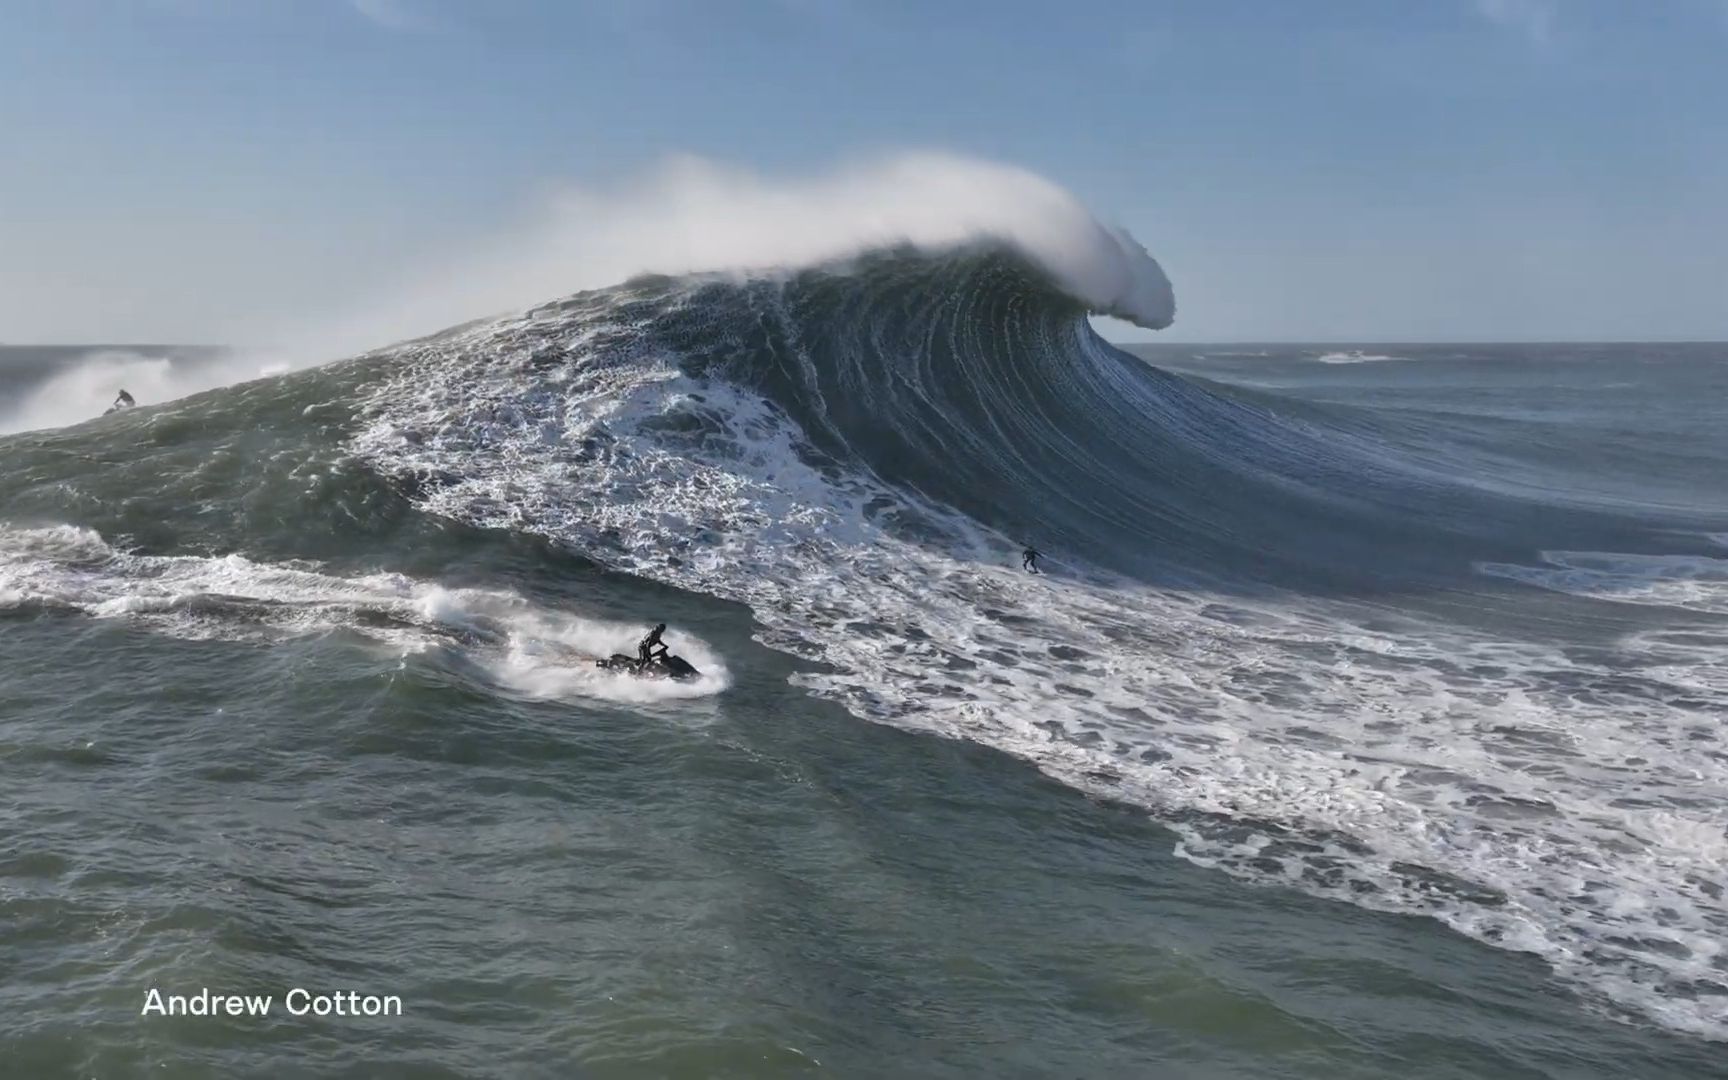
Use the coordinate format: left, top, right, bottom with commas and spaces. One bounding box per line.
1480, 550, 1728, 615
0, 523, 730, 705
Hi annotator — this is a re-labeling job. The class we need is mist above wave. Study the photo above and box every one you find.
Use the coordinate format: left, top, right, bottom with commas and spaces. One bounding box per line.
1, 153, 1172, 438
293, 151, 1175, 367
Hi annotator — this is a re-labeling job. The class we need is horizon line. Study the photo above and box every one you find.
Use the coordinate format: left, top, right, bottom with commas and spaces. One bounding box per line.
5, 338, 1728, 350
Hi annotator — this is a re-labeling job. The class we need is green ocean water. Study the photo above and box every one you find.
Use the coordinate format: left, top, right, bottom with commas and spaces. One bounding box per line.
6, 591, 1718, 1078
3, 324, 1726, 1078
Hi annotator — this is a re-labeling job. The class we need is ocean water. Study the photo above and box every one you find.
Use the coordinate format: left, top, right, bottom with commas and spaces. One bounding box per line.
2, 251, 1726, 1078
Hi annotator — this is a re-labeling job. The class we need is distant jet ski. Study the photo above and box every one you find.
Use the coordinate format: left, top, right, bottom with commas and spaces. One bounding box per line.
595, 652, 701, 681
103, 389, 137, 416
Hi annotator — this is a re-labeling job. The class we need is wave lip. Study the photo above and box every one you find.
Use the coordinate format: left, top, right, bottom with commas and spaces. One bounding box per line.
504, 152, 1176, 331
618, 152, 1177, 329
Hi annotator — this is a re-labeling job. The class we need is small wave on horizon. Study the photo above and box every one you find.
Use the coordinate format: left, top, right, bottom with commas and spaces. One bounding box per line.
1313, 349, 1409, 364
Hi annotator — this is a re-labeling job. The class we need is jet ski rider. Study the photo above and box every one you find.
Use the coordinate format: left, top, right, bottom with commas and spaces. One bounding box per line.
638, 623, 670, 669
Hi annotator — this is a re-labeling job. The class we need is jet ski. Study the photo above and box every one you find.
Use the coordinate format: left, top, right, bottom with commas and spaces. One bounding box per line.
595, 652, 701, 681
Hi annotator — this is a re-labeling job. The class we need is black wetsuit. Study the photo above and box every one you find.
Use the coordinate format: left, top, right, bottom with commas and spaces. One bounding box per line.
1022, 548, 1042, 573
638, 627, 667, 666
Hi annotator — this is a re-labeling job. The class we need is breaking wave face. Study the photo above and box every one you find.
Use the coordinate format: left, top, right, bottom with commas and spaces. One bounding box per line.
341, 240, 1728, 1042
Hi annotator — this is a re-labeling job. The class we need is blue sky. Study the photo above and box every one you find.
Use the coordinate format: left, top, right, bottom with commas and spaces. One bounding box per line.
2, 0, 1725, 342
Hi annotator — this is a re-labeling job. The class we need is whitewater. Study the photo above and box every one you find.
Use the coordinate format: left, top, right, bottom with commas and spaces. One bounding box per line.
3, 157, 1726, 1073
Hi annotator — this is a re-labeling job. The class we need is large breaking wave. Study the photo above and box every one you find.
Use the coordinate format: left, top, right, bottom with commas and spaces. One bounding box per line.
6, 154, 1721, 1041
344, 234, 1728, 1040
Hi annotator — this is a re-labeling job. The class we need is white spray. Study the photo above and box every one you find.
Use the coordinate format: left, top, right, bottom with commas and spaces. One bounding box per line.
1, 152, 1173, 436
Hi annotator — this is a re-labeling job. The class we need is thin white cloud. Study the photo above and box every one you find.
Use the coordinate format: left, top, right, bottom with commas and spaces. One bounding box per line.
1473, 0, 1558, 46
351, 0, 428, 32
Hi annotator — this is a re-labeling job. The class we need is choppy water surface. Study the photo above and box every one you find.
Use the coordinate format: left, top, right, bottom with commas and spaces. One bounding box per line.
3, 272, 1725, 1076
